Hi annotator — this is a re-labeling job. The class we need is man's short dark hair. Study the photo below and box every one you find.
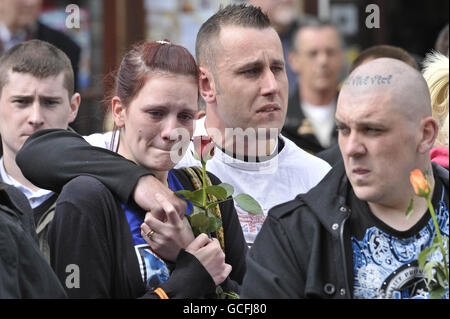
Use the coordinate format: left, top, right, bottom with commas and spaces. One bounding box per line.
195, 4, 272, 70
0, 39, 75, 97
290, 16, 341, 53
350, 45, 419, 72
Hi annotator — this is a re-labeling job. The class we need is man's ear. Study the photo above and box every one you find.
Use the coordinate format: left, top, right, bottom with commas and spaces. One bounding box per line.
417, 116, 439, 154
199, 66, 216, 104
68, 93, 81, 123
288, 50, 301, 74
111, 96, 126, 128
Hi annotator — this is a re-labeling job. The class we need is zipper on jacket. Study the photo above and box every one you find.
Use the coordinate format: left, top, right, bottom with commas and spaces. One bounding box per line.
339, 210, 351, 298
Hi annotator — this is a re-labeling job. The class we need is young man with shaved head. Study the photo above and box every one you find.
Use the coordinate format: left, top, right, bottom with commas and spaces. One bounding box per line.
241, 58, 449, 299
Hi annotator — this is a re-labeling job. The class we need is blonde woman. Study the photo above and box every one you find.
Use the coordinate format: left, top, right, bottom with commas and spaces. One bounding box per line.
423, 51, 449, 168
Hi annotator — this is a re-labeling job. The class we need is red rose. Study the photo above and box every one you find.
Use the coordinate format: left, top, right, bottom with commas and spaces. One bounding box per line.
192, 136, 215, 162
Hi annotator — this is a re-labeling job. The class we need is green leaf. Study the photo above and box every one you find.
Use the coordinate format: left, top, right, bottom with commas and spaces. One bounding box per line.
206, 201, 220, 209
216, 286, 226, 299
216, 285, 240, 299
218, 183, 234, 198
190, 214, 210, 234
205, 185, 228, 200
423, 261, 439, 284
418, 245, 438, 269
234, 194, 263, 215
190, 205, 206, 216
176, 189, 204, 207
435, 266, 447, 288
208, 216, 222, 233
429, 286, 447, 299
405, 198, 414, 219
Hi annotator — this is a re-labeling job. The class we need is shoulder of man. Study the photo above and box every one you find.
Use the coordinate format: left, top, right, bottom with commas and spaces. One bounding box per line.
0, 184, 38, 243
267, 195, 306, 220
0, 203, 66, 298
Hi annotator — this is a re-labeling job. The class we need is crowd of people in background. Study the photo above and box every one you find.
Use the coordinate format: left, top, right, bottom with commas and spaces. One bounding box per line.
0, 0, 448, 300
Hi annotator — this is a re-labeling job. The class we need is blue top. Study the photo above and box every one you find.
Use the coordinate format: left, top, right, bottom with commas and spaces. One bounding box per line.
121, 170, 193, 290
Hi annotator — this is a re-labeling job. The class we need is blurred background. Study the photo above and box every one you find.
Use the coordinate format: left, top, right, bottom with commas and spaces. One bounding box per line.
1, 0, 447, 135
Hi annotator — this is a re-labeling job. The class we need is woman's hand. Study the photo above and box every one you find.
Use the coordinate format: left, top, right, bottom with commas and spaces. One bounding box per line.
134, 175, 187, 221
141, 193, 194, 262
186, 234, 232, 286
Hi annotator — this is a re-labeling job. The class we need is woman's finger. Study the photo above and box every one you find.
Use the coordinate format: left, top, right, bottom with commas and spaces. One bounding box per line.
154, 193, 182, 225
186, 233, 211, 253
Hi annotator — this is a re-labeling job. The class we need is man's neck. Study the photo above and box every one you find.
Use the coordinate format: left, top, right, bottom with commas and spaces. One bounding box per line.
204, 117, 278, 159
299, 83, 336, 106
2, 150, 41, 191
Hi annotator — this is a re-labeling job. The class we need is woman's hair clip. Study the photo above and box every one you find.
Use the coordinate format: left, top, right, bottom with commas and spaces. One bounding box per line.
156, 40, 171, 45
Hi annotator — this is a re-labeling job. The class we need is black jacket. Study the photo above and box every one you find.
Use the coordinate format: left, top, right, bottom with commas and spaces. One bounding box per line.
241, 162, 449, 299
0, 183, 66, 298
316, 144, 342, 167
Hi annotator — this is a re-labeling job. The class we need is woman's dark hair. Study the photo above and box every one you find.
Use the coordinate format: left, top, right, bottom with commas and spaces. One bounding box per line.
105, 40, 200, 149
112, 41, 199, 107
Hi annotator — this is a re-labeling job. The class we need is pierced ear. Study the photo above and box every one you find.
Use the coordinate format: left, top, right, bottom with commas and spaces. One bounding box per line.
417, 116, 439, 154
111, 96, 126, 128
199, 66, 216, 104
68, 93, 81, 123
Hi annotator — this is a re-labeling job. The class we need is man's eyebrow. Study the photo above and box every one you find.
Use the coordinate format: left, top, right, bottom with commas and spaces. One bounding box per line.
235, 58, 285, 71
335, 118, 345, 125
9, 94, 33, 99
39, 95, 63, 100
271, 58, 285, 66
235, 60, 263, 71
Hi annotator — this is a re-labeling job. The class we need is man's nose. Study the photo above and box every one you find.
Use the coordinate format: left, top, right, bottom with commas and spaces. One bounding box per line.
342, 132, 366, 158
28, 102, 44, 127
261, 69, 279, 96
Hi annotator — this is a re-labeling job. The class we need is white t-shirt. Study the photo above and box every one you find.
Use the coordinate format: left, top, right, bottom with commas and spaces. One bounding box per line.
0, 157, 54, 209
175, 117, 332, 246
301, 101, 336, 148
83, 131, 117, 150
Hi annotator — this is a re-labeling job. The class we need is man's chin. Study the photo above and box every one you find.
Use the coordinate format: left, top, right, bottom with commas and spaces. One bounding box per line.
352, 186, 381, 204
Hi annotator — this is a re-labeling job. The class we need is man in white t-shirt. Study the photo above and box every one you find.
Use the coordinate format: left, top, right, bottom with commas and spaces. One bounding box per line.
282, 17, 344, 154
174, 4, 330, 246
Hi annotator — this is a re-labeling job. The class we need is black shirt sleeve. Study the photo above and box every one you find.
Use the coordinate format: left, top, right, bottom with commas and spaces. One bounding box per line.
16, 129, 152, 204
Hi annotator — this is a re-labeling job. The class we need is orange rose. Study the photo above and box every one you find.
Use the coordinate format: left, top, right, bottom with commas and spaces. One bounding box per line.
410, 169, 430, 197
